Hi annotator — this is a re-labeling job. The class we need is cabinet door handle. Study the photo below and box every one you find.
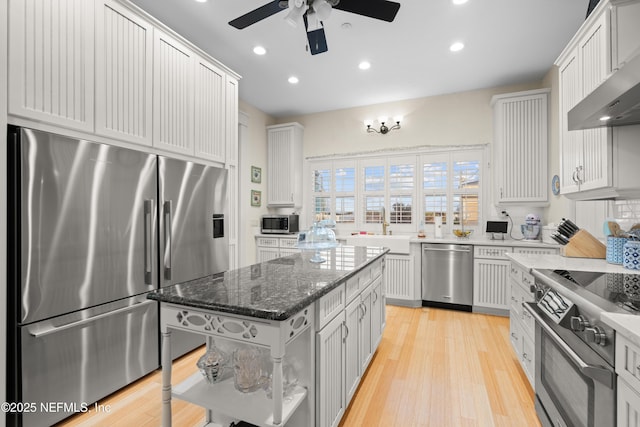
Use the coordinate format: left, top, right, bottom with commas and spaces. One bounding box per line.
511, 332, 518, 340
342, 321, 349, 342
373, 290, 378, 303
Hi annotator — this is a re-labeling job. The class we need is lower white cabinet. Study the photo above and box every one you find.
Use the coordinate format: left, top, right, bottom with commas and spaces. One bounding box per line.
509, 261, 536, 389
256, 236, 299, 262
384, 253, 415, 302
473, 246, 559, 315
473, 246, 513, 315
615, 334, 640, 426
316, 259, 385, 427
618, 377, 640, 427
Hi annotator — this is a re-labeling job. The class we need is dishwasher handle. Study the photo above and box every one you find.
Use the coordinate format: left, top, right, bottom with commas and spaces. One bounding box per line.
423, 247, 472, 253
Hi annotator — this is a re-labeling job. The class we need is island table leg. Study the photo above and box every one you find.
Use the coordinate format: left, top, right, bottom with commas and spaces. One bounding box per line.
272, 356, 283, 425
162, 330, 172, 427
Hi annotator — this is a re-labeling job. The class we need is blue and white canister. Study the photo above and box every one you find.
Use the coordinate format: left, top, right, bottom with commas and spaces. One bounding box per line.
607, 237, 629, 264
623, 241, 640, 270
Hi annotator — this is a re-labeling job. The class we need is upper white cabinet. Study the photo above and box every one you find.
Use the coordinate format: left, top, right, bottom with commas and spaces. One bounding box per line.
267, 123, 304, 207
491, 89, 549, 205
152, 29, 195, 156
9, 0, 95, 133
8, 0, 241, 166
556, 0, 640, 200
95, 0, 153, 146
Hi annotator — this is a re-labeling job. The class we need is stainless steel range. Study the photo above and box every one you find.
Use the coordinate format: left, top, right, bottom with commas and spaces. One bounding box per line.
525, 268, 640, 427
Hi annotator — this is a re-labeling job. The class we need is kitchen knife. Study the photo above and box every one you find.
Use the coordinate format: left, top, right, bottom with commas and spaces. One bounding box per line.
562, 218, 580, 234
557, 223, 575, 238
551, 232, 569, 245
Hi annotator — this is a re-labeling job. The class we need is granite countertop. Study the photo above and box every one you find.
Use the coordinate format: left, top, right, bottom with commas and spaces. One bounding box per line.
505, 253, 630, 273
147, 246, 388, 321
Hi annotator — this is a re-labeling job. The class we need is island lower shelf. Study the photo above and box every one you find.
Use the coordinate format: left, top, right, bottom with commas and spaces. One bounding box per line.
173, 372, 308, 427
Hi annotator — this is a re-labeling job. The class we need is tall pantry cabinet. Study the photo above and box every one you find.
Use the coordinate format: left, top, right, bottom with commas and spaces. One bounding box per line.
267, 123, 304, 208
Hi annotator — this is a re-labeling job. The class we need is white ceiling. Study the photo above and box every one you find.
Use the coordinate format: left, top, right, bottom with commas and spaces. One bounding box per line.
129, 0, 590, 118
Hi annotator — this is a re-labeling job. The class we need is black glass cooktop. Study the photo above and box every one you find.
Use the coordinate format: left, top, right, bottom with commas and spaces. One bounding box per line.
552, 269, 640, 314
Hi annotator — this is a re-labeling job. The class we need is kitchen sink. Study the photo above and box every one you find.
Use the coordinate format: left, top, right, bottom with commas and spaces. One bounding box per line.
345, 234, 411, 254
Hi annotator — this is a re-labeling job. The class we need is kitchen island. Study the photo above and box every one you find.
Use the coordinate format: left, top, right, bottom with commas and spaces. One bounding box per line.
148, 245, 388, 427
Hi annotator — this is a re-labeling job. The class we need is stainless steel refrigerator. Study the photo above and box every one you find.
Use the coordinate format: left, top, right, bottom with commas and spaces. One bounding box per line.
158, 156, 228, 358
6, 126, 228, 426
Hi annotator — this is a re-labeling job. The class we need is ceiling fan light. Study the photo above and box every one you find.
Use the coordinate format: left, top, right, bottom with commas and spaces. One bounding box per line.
313, 0, 332, 21
285, 3, 308, 28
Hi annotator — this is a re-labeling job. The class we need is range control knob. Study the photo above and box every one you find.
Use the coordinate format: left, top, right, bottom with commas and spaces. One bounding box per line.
529, 285, 545, 301
570, 315, 589, 332
585, 326, 607, 346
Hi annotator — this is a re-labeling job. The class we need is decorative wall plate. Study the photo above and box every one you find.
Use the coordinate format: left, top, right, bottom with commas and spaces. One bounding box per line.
552, 175, 560, 195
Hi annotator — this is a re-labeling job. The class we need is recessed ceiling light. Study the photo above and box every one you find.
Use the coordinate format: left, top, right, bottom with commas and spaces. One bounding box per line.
253, 46, 267, 55
452, 0, 468, 4
341, 22, 352, 30
599, 115, 611, 121
359, 61, 371, 70
450, 41, 465, 52
288, 76, 299, 84
194, 0, 207, 3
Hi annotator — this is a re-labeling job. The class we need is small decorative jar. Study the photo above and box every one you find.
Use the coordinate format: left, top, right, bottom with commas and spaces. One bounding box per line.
606, 236, 629, 264
196, 340, 229, 385
623, 241, 640, 270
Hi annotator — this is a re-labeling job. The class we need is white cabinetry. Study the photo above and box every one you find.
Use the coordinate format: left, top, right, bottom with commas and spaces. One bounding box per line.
9, 0, 95, 132
473, 246, 512, 315
194, 56, 226, 162
616, 334, 640, 426
316, 259, 385, 427
473, 246, 559, 316
509, 262, 536, 389
555, 0, 640, 200
95, 0, 153, 146
255, 236, 300, 262
267, 123, 304, 207
384, 253, 415, 302
491, 89, 549, 205
152, 29, 195, 155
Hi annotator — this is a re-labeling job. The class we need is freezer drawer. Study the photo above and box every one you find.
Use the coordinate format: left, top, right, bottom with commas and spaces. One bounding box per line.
12, 297, 158, 427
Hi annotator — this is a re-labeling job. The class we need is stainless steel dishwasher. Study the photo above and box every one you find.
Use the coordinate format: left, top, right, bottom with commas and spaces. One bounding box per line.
422, 243, 473, 311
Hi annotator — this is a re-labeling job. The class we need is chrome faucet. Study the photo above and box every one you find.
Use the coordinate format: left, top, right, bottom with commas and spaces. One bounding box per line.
381, 207, 390, 235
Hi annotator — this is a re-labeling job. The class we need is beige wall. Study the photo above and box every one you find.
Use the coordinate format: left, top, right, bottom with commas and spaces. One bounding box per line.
279, 82, 543, 158
238, 100, 275, 266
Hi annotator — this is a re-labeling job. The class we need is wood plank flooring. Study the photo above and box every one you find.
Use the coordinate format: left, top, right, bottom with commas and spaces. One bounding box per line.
58, 306, 540, 427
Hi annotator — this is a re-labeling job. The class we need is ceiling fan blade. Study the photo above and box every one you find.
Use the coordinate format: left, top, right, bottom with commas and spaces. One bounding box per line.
333, 0, 400, 22
304, 14, 328, 55
229, 1, 286, 29
306, 27, 328, 55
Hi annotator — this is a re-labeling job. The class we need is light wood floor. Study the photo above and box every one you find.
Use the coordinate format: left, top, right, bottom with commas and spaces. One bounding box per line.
58, 306, 540, 427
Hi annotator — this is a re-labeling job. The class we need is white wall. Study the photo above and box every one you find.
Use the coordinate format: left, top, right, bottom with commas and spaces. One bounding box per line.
279, 82, 543, 158
238, 100, 275, 266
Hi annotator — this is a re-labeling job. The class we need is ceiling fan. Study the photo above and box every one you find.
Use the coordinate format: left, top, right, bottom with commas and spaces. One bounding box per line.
229, 0, 401, 55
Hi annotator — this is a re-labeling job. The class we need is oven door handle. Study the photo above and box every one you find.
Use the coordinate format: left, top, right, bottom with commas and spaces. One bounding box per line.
523, 303, 614, 389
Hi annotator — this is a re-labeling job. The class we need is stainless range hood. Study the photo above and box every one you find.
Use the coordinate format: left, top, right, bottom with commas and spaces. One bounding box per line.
568, 52, 640, 130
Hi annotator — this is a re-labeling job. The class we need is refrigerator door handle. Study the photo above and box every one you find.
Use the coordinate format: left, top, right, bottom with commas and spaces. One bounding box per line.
144, 199, 153, 285
29, 300, 156, 338
164, 200, 172, 281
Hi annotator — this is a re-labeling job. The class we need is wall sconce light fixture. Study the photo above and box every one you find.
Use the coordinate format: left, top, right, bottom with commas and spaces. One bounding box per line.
365, 116, 402, 134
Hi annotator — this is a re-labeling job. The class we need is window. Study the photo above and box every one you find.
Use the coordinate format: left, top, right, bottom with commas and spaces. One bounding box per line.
335, 165, 355, 223
311, 164, 332, 221
308, 147, 484, 234
421, 151, 481, 233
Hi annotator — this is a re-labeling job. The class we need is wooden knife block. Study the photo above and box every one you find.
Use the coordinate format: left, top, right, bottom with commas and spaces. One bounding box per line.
560, 229, 606, 259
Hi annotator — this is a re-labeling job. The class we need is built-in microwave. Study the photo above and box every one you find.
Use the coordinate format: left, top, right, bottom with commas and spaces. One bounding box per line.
261, 215, 299, 234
